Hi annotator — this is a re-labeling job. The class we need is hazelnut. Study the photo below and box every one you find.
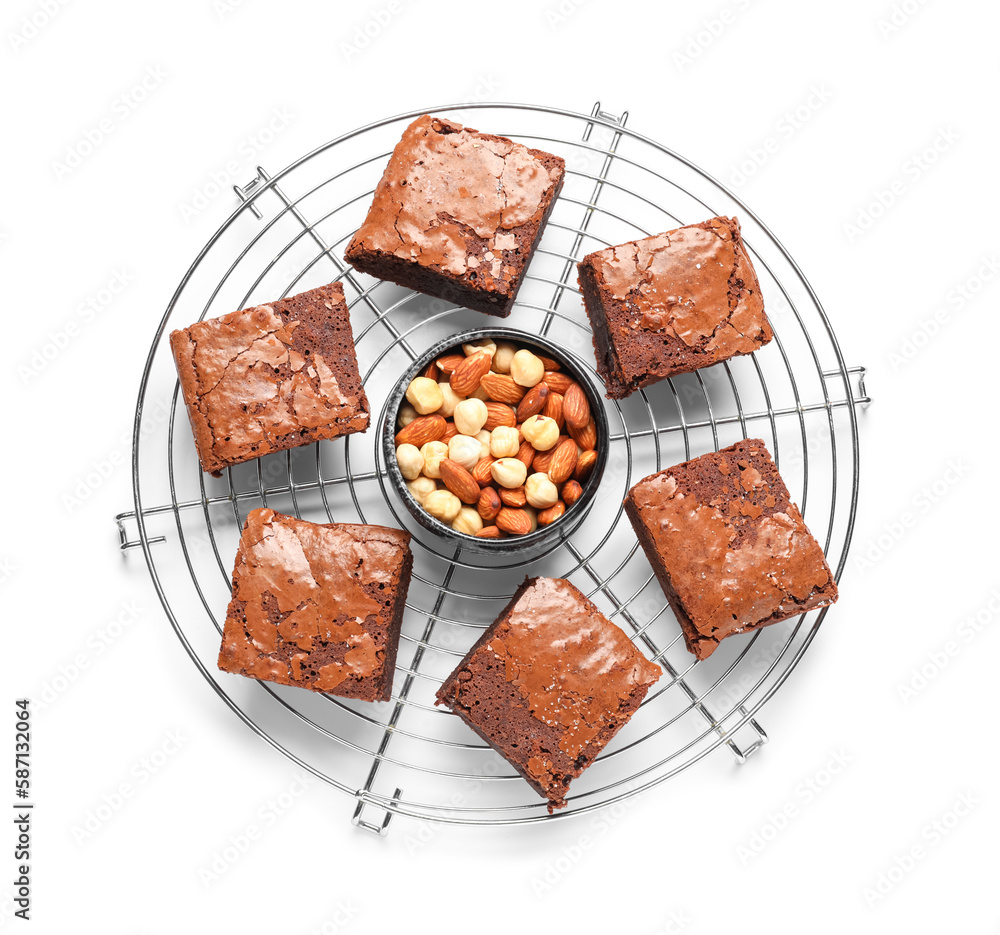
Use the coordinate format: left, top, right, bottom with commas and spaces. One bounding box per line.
525, 472, 559, 509
492, 341, 518, 374
420, 440, 449, 478
490, 457, 528, 489
452, 506, 484, 536
397, 402, 418, 427
406, 476, 437, 505
453, 398, 489, 436
405, 376, 444, 414
521, 414, 560, 451
424, 489, 461, 523
489, 425, 520, 459
510, 349, 545, 387
395, 444, 423, 480
436, 382, 464, 418
462, 338, 497, 359
447, 434, 482, 471
474, 429, 492, 460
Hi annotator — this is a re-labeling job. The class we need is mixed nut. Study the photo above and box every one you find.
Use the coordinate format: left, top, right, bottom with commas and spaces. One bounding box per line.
394, 338, 599, 538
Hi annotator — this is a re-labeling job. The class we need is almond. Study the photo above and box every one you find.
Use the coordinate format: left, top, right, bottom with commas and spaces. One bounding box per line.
532, 436, 568, 473
568, 416, 597, 450
515, 383, 550, 422
439, 459, 481, 504
476, 525, 502, 539
537, 355, 562, 371
436, 353, 465, 374
562, 479, 583, 507
483, 401, 517, 431
395, 414, 446, 447
544, 392, 564, 430
441, 421, 459, 442
450, 351, 492, 396
477, 487, 501, 521
421, 361, 440, 382
542, 371, 574, 395
562, 382, 590, 430
480, 372, 526, 404
496, 506, 532, 536
471, 456, 497, 486
537, 500, 565, 525
498, 485, 527, 507
514, 439, 536, 469
546, 437, 579, 485
574, 449, 598, 482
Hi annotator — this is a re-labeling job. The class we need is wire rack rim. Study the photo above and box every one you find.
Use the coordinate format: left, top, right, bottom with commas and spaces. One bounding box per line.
128, 99, 863, 828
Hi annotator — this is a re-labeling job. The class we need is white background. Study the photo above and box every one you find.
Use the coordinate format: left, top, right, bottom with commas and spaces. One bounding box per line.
3, 0, 997, 932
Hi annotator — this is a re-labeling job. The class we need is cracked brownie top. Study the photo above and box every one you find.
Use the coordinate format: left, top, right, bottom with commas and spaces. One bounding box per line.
578, 216, 772, 398
436, 576, 660, 811
169, 282, 369, 475
624, 439, 837, 660
218, 508, 412, 701
344, 115, 564, 314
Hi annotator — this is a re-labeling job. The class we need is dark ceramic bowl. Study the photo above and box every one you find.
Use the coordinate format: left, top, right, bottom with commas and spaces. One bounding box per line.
382, 327, 609, 556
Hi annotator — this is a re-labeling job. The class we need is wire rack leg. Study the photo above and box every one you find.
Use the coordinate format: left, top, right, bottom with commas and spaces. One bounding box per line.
564, 542, 768, 762
351, 547, 462, 834
115, 510, 166, 551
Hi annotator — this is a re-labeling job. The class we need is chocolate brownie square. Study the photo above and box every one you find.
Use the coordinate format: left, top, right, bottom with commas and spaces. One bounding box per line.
217, 508, 412, 702
170, 282, 369, 476
624, 439, 837, 660
577, 216, 773, 398
344, 115, 565, 317
436, 576, 660, 811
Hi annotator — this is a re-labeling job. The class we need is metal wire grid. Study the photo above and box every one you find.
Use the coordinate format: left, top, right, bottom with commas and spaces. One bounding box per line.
118, 101, 869, 831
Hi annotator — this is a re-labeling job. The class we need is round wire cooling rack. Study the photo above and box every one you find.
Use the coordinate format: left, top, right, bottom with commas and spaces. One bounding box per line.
118, 101, 870, 832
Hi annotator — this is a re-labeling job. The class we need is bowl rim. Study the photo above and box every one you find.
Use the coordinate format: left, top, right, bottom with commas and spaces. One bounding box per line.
381, 326, 610, 553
